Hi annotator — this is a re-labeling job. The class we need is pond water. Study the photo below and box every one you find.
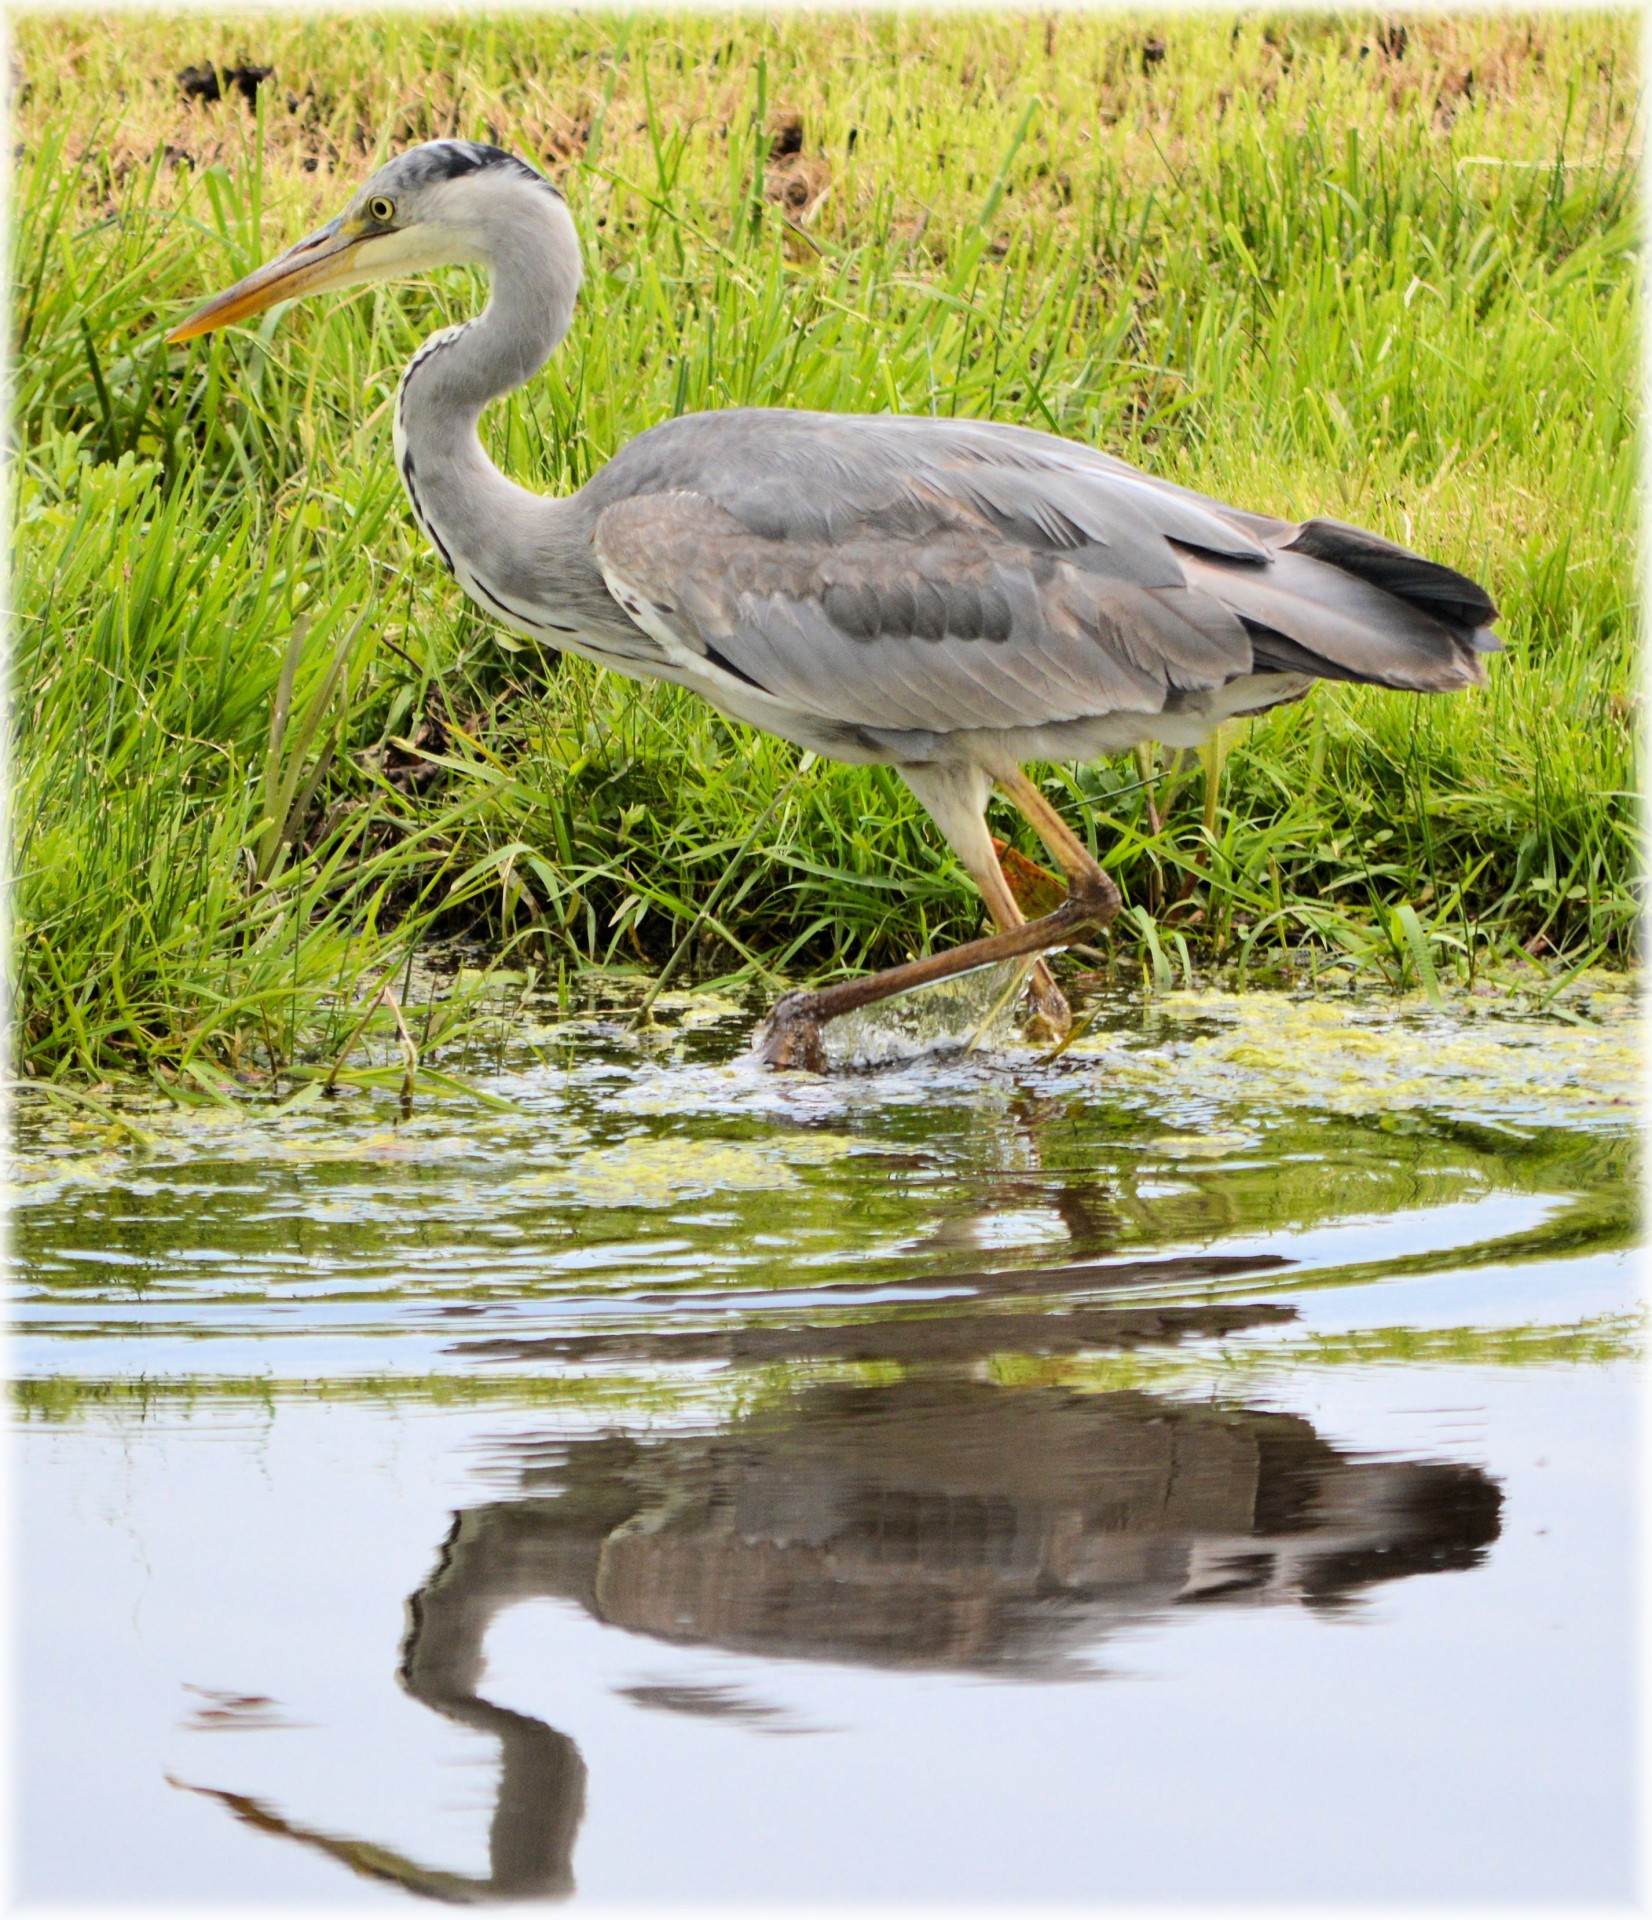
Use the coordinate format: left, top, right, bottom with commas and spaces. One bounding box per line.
10, 975, 1642, 1905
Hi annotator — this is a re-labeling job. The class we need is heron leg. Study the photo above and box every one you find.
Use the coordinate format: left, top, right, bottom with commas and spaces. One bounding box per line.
959, 845, 1072, 1041
990, 765, 1111, 891
756, 764, 1117, 1072
756, 876, 1118, 1069
894, 760, 1073, 1033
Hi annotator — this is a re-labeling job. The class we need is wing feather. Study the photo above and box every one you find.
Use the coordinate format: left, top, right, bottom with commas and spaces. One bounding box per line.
1174, 546, 1487, 691
582, 410, 1496, 734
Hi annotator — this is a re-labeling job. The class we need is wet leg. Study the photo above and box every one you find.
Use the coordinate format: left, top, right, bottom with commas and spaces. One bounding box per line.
756, 882, 1117, 1069
757, 763, 1113, 1071
958, 841, 1072, 1041
991, 765, 1115, 894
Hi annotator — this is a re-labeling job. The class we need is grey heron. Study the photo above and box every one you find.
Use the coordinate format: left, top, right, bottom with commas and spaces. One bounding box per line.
169, 140, 1499, 1069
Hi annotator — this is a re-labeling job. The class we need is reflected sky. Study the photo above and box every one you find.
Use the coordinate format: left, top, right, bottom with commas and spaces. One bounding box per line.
17, 1356, 1636, 1905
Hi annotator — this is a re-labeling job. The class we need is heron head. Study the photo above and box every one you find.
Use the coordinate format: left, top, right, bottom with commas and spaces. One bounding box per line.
167, 141, 566, 344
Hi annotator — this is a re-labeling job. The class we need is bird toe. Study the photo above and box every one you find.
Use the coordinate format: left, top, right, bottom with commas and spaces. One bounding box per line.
754, 994, 830, 1074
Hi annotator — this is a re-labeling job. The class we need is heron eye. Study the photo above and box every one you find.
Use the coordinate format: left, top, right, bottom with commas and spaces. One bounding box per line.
368, 196, 396, 225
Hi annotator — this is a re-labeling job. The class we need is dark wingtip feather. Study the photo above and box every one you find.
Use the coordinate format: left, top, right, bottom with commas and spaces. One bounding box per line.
1284, 518, 1498, 630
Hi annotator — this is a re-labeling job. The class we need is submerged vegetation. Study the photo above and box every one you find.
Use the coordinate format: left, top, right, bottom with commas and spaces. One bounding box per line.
10, 13, 1640, 1083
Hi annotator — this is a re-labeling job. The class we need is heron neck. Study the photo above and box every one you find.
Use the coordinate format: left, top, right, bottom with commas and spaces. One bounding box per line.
412, 202, 579, 419
393, 196, 591, 606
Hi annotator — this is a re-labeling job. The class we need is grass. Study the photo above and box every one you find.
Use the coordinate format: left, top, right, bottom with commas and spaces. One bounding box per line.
10, 12, 1641, 1084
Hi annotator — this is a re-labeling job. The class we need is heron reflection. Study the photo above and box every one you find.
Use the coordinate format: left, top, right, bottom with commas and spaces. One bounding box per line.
175, 1360, 1500, 1900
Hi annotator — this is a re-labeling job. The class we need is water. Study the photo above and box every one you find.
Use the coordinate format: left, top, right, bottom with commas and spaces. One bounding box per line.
10, 976, 1642, 1904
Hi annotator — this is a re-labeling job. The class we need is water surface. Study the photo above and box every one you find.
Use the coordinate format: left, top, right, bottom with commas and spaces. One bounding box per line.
11, 977, 1641, 1904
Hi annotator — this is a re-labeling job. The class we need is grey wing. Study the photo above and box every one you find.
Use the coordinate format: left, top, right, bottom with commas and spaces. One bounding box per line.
585, 410, 1497, 738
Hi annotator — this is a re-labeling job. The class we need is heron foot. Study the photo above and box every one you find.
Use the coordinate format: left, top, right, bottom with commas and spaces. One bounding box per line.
754, 866, 1120, 1072
754, 993, 830, 1074
1023, 960, 1072, 1043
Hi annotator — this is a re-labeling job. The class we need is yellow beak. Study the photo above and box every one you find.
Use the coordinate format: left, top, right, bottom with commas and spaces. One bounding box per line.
166, 217, 367, 344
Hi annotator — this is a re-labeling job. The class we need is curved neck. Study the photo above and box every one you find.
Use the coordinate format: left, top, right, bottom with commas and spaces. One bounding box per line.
406, 191, 580, 423
393, 188, 584, 582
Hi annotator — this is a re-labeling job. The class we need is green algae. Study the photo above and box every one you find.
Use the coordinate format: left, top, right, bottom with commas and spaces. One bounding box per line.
9, 980, 1639, 1412
1069, 986, 1641, 1130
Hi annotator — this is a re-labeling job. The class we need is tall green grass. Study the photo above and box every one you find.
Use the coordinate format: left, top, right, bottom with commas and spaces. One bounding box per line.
10, 13, 1641, 1080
